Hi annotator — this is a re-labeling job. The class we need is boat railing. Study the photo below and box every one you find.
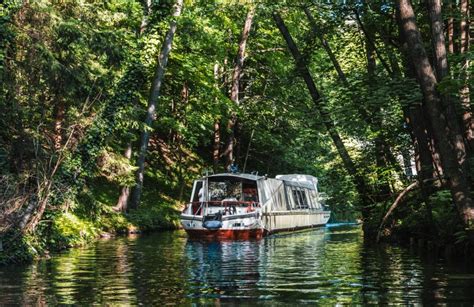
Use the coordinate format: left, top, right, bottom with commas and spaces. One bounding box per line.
182, 200, 260, 215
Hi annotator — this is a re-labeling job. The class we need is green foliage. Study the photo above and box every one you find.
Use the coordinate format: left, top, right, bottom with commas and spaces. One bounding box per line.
0, 231, 37, 265
375, 189, 467, 246
430, 190, 464, 244
97, 149, 137, 186
48, 212, 99, 249
128, 204, 181, 231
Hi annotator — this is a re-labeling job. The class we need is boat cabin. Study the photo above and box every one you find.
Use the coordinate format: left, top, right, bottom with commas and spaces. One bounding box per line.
184, 173, 324, 217
186, 174, 261, 217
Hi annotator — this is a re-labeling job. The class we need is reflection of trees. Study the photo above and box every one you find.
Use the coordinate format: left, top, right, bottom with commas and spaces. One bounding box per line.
358, 241, 429, 304
257, 227, 362, 304
48, 237, 138, 304
3, 227, 474, 304
0, 260, 53, 305
0, 237, 139, 305
129, 231, 189, 305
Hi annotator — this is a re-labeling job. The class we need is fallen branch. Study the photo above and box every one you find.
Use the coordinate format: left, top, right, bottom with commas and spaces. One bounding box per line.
376, 181, 419, 243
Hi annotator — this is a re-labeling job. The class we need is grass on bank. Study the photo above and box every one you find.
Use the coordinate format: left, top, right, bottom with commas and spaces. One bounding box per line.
0, 178, 183, 265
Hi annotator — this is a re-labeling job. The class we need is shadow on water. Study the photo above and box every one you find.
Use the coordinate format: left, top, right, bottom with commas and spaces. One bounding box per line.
1, 225, 474, 305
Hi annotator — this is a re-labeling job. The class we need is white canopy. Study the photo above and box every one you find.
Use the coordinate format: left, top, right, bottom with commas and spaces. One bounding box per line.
275, 174, 318, 190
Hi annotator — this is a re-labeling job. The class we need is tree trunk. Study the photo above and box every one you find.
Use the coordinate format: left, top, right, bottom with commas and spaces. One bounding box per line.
427, 0, 469, 171
115, 0, 152, 208
400, 47, 443, 182
447, 0, 454, 54
353, 9, 392, 76
427, 0, 470, 173
397, 0, 474, 227
408, 106, 435, 182
114, 143, 132, 212
365, 23, 393, 198
428, 0, 449, 80
305, 8, 397, 196
139, 0, 152, 35
223, 7, 255, 170
273, 12, 373, 219
459, 0, 473, 151
401, 55, 437, 219
130, 0, 183, 208
230, 7, 254, 105
406, 104, 435, 224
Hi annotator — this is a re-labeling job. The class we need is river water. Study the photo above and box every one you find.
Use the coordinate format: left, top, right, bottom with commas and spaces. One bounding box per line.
1, 225, 474, 305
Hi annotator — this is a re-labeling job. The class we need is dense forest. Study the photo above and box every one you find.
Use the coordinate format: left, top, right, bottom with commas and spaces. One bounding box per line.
0, 0, 472, 264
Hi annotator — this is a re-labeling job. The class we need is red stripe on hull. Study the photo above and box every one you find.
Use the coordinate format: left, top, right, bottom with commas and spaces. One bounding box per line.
185, 228, 265, 240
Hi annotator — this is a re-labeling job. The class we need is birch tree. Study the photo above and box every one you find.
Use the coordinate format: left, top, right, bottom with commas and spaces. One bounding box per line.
130, 0, 184, 208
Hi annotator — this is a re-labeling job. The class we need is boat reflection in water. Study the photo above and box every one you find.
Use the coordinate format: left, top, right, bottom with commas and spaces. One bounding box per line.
184, 227, 327, 303
185, 238, 262, 299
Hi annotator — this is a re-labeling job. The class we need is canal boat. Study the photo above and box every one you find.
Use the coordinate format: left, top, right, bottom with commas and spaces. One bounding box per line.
180, 173, 331, 239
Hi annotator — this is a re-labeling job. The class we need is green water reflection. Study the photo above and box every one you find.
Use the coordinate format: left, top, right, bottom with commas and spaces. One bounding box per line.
1, 225, 474, 305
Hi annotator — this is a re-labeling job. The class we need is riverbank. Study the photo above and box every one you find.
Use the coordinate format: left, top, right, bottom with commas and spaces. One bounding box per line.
0, 182, 182, 265
3, 184, 472, 265
369, 188, 474, 257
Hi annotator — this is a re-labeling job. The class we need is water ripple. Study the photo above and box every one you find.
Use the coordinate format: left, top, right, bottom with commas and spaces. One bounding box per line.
1, 226, 474, 304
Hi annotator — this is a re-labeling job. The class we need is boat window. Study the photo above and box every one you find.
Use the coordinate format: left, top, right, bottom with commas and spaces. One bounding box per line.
208, 181, 225, 201
291, 190, 300, 209
311, 190, 321, 209
209, 181, 241, 201
306, 189, 314, 209
273, 182, 287, 210
243, 183, 258, 202
292, 188, 309, 209
286, 186, 296, 209
207, 177, 259, 203
192, 181, 204, 202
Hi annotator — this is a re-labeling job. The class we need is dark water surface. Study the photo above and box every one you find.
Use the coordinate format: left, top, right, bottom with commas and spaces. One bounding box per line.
1, 225, 474, 305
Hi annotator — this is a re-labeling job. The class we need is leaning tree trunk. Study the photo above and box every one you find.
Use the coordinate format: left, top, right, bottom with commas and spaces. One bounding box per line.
273, 12, 373, 228
365, 23, 393, 199
222, 7, 255, 170
305, 8, 402, 182
397, 0, 474, 227
459, 0, 473, 151
130, 0, 183, 209
305, 7, 395, 197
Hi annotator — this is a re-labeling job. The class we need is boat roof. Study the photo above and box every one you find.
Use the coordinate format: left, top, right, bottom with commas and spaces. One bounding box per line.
276, 174, 318, 189
202, 173, 264, 181
199, 173, 318, 189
